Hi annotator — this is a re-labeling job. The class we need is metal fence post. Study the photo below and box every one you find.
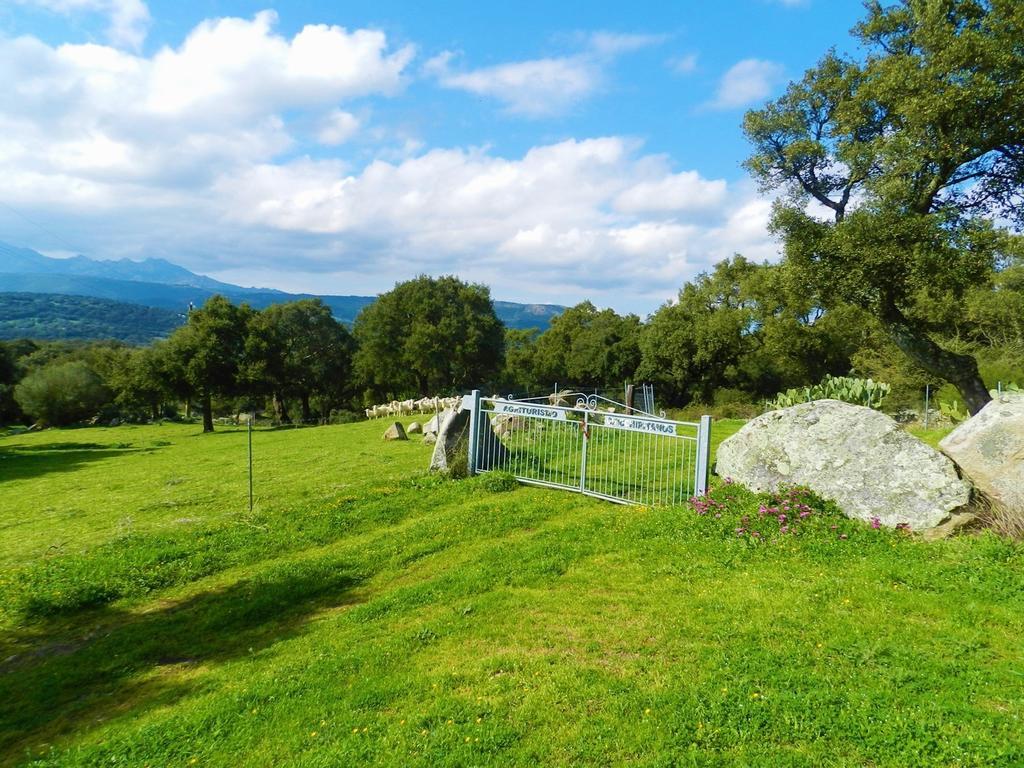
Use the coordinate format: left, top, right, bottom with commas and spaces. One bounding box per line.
579, 410, 589, 493
694, 414, 712, 496
467, 389, 481, 476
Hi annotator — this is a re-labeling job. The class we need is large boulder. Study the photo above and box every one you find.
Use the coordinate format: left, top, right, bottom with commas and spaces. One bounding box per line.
382, 422, 408, 441
716, 400, 972, 531
423, 411, 446, 436
940, 392, 1024, 517
430, 407, 508, 477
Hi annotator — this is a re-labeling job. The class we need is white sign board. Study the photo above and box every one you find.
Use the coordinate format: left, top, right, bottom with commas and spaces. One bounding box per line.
602, 415, 678, 435
492, 402, 567, 421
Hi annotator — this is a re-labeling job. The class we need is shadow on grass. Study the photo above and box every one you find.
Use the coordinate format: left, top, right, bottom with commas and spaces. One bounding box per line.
0, 443, 163, 483
0, 559, 363, 762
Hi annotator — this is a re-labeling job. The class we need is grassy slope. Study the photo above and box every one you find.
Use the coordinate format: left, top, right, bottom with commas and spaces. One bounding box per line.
0, 419, 1021, 767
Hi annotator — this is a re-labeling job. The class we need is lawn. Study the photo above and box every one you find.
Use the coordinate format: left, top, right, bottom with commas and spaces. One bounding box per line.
0, 418, 1021, 767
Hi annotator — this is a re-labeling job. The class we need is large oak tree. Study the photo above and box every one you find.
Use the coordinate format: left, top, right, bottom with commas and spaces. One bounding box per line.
744, 0, 1024, 413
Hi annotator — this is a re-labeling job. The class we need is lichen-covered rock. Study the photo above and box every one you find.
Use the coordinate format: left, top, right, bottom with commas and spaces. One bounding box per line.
430, 407, 508, 477
382, 422, 407, 441
940, 392, 1024, 516
716, 399, 972, 531
423, 411, 446, 436
423, 432, 437, 445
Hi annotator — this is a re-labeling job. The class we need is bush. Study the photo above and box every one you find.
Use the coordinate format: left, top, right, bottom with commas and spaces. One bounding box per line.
13, 360, 111, 426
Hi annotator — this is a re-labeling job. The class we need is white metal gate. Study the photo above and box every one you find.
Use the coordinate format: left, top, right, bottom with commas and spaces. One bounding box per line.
465, 390, 711, 505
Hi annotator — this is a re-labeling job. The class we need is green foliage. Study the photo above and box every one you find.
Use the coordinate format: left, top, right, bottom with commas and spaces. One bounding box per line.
744, 0, 1024, 412
638, 256, 862, 405
528, 301, 642, 390
939, 399, 969, 424
0, 292, 182, 343
767, 374, 891, 410
354, 275, 505, 398
166, 295, 254, 431
13, 359, 110, 426
245, 299, 355, 422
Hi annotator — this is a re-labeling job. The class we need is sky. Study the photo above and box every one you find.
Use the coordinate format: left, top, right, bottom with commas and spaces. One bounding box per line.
0, 0, 868, 315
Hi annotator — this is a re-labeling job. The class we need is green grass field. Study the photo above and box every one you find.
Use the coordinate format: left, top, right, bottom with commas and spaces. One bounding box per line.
0, 418, 1021, 766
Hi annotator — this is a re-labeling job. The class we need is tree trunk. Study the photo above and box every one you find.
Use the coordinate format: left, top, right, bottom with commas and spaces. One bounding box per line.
880, 300, 991, 415
300, 393, 312, 423
273, 392, 291, 424
202, 391, 214, 433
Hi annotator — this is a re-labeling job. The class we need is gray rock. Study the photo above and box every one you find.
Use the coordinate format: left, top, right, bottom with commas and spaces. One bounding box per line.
940, 392, 1024, 517
716, 399, 972, 531
423, 432, 437, 445
407, 421, 423, 434
430, 407, 508, 477
423, 411, 445, 436
382, 422, 408, 441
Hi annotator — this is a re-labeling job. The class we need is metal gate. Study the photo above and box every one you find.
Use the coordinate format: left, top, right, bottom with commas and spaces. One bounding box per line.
464, 390, 711, 505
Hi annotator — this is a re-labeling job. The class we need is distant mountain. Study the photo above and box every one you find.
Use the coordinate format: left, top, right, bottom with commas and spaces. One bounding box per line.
0, 242, 565, 330
0, 241, 240, 292
0, 293, 183, 344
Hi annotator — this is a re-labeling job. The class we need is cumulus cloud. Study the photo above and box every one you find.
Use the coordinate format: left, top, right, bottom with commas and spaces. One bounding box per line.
430, 55, 598, 117
428, 30, 664, 117
211, 138, 777, 309
317, 110, 360, 145
0, 11, 414, 197
13, 0, 150, 49
0, 15, 780, 312
707, 58, 785, 109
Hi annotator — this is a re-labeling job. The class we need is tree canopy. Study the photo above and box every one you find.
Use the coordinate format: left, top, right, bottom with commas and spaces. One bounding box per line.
743, 0, 1024, 413
353, 275, 505, 399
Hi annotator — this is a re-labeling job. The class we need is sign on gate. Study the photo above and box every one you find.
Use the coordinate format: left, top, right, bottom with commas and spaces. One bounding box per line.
492, 402, 567, 421
465, 390, 711, 505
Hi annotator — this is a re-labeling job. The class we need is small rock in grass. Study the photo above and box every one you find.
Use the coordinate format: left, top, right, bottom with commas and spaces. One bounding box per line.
383, 422, 408, 441
407, 421, 423, 434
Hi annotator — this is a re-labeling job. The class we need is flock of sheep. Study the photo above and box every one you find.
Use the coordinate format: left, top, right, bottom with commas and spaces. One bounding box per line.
364, 396, 463, 420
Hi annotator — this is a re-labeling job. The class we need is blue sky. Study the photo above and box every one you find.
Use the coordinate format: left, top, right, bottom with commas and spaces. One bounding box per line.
0, 0, 867, 314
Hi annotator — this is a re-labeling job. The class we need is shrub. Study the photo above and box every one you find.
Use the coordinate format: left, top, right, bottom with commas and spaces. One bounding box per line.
13, 360, 111, 426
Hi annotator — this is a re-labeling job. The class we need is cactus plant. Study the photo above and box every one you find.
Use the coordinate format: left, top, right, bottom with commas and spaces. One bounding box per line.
767, 375, 892, 411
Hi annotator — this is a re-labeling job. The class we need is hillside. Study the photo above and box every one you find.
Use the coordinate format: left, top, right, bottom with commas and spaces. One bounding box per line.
0, 242, 565, 330
0, 419, 1020, 765
0, 293, 183, 343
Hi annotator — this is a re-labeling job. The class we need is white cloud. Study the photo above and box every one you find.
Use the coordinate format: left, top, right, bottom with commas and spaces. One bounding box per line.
0, 12, 414, 195
317, 109, 360, 145
428, 30, 663, 117
429, 54, 598, 117
707, 58, 785, 109
614, 171, 727, 213
0, 15, 781, 313
668, 53, 698, 75
210, 138, 777, 310
586, 31, 668, 56
13, 0, 150, 49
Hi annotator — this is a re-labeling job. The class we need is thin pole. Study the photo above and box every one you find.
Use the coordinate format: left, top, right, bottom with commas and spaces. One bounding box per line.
924, 385, 930, 430
248, 412, 254, 512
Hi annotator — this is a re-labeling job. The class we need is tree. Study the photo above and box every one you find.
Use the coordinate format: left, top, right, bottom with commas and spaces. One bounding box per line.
114, 342, 175, 420
744, 0, 1024, 414
531, 302, 642, 389
245, 299, 355, 422
353, 276, 504, 398
167, 296, 252, 432
14, 360, 110, 426
637, 256, 862, 405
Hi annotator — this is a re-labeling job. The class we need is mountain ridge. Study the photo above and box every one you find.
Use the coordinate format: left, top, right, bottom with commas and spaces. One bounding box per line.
0, 242, 565, 330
